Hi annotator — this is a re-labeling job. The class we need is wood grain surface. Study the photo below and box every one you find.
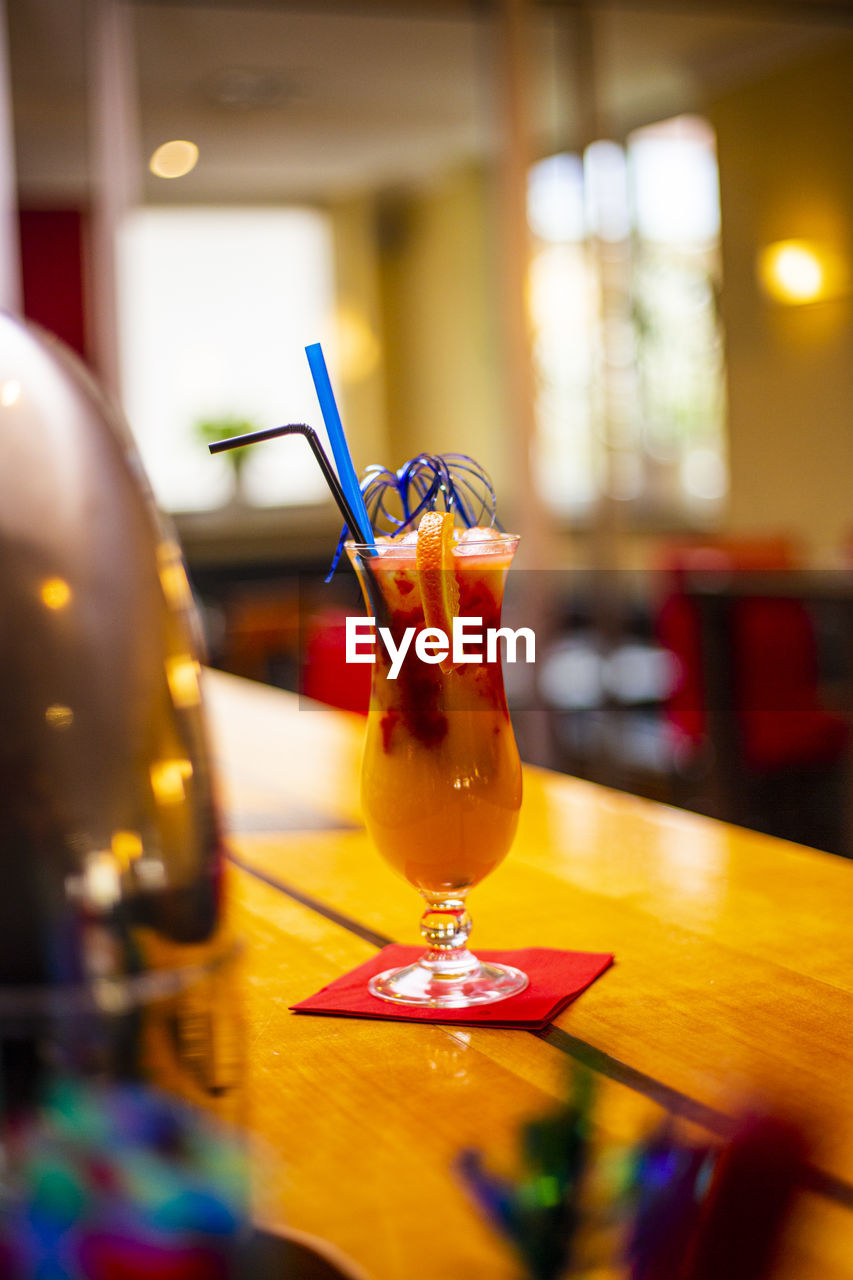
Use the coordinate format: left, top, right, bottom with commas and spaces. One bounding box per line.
203, 669, 853, 1280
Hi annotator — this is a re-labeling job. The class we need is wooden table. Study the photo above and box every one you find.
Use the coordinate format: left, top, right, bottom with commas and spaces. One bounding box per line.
202, 669, 853, 1280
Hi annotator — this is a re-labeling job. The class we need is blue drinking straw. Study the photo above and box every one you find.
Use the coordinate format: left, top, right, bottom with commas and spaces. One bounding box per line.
305, 343, 374, 547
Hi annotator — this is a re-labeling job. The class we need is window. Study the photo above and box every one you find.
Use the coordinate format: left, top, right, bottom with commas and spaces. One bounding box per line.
528, 115, 727, 523
117, 207, 336, 512
528, 152, 600, 514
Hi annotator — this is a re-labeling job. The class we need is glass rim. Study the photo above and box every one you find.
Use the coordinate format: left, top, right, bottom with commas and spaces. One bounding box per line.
345, 531, 520, 552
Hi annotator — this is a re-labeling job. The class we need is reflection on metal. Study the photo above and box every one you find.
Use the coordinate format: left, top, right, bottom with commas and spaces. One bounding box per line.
166, 652, 202, 708
39, 576, 72, 609
157, 538, 192, 605
111, 828, 143, 867
83, 849, 123, 911
1, 376, 19, 405
0, 313, 239, 1122
150, 756, 195, 806
44, 702, 74, 729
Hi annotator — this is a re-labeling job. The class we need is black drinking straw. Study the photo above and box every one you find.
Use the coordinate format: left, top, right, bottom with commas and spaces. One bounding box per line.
208, 422, 369, 545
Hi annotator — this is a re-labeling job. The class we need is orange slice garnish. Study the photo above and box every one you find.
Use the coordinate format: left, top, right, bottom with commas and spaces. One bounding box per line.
416, 511, 459, 673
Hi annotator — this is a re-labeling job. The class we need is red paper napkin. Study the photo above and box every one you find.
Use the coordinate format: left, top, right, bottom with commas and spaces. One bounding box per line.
290, 945, 613, 1029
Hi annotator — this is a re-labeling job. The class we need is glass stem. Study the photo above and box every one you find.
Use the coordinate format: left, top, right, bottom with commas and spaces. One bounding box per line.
418, 896, 480, 978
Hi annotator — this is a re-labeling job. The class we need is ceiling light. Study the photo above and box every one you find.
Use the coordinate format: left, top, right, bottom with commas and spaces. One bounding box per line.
149, 140, 199, 180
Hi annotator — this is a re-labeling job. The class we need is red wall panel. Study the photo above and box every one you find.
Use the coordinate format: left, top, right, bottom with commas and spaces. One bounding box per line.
18, 209, 89, 361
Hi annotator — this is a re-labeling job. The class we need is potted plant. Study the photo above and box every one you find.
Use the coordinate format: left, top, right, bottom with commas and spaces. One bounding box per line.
194, 415, 262, 505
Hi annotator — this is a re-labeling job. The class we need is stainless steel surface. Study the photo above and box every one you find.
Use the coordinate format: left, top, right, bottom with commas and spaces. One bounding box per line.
0, 313, 227, 997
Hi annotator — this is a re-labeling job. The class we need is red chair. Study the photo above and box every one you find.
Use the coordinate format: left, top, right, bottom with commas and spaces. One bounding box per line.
656, 538, 848, 847
300, 607, 371, 715
658, 538, 846, 770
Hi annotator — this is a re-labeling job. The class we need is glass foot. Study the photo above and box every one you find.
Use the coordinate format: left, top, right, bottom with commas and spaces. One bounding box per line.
368, 956, 528, 1009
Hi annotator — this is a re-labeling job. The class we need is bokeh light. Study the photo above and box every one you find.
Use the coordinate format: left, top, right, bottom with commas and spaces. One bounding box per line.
149, 139, 199, 179
758, 240, 826, 304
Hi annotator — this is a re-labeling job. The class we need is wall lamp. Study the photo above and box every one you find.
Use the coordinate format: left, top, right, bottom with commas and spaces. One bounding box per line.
757, 239, 848, 305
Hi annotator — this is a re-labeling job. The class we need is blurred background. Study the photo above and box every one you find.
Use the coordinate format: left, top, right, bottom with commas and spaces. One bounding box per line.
5, 0, 853, 853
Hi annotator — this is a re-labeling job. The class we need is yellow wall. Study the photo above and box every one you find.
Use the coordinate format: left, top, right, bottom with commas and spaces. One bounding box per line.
332, 40, 853, 569
375, 165, 511, 501
328, 168, 512, 530
709, 39, 853, 561
328, 194, 389, 475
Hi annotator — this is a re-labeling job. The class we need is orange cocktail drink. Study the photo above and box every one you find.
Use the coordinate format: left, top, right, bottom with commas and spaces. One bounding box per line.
348, 521, 527, 1007
204, 397, 525, 1005
353, 532, 521, 893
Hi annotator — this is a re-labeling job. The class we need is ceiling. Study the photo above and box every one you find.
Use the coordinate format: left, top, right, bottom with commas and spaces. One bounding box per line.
7, 0, 848, 206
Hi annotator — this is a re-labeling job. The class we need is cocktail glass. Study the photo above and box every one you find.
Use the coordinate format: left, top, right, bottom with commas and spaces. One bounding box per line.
347, 533, 527, 1008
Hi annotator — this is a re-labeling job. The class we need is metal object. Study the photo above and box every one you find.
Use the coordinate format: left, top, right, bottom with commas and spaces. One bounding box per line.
0, 314, 236, 1098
